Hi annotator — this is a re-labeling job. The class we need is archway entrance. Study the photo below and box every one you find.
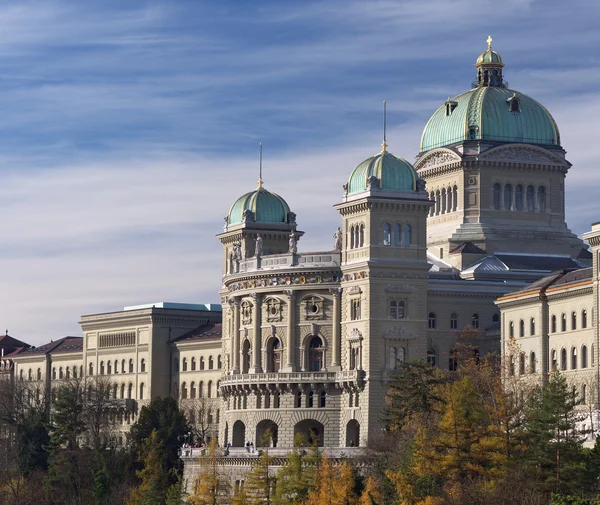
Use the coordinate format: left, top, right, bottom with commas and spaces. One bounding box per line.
346, 420, 360, 447
256, 420, 278, 447
294, 419, 324, 447
232, 420, 246, 447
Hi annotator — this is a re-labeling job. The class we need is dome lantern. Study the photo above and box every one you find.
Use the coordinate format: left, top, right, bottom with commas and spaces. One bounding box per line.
475, 36, 505, 88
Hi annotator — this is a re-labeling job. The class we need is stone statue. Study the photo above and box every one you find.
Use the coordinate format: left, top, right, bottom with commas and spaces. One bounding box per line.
289, 231, 297, 254
232, 241, 242, 261
367, 175, 379, 189
255, 234, 263, 257
416, 177, 426, 192
243, 209, 254, 222
333, 227, 342, 251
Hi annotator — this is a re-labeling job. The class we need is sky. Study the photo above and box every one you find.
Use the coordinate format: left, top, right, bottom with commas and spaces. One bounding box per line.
2, 0, 600, 345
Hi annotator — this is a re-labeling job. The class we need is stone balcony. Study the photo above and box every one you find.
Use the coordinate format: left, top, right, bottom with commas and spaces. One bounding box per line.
180, 445, 365, 460
235, 251, 341, 275
219, 369, 365, 395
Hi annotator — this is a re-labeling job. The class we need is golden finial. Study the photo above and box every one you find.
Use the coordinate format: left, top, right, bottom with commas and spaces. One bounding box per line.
487, 35, 492, 50
257, 142, 264, 188
381, 100, 388, 152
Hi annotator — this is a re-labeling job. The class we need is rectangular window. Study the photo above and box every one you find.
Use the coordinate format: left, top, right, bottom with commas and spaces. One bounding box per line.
350, 299, 361, 320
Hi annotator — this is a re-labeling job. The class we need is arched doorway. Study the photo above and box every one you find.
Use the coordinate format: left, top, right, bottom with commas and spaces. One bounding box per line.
346, 420, 360, 447
294, 419, 324, 447
256, 420, 279, 447
232, 420, 246, 447
242, 339, 251, 374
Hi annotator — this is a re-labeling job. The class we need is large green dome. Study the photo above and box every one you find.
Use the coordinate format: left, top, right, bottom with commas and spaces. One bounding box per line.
347, 150, 418, 195
420, 38, 560, 153
227, 183, 292, 226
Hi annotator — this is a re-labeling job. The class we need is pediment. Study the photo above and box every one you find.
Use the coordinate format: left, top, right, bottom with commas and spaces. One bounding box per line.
415, 149, 462, 171
478, 144, 567, 165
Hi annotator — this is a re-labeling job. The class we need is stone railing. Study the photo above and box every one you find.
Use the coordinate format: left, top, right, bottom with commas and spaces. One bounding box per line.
236, 251, 341, 274
180, 445, 365, 459
219, 369, 365, 392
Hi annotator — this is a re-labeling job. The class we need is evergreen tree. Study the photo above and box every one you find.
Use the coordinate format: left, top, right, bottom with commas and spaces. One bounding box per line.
274, 434, 319, 504
244, 446, 275, 505
127, 430, 171, 505
187, 439, 230, 505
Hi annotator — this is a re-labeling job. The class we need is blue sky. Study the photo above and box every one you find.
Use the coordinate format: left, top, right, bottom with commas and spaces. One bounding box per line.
2, 0, 600, 344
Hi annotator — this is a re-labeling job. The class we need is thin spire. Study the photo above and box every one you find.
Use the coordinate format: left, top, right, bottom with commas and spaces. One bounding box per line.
381, 100, 388, 152
487, 35, 492, 50
258, 142, 263, 188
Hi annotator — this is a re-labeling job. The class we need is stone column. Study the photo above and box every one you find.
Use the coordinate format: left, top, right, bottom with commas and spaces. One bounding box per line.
251, 293, 262, 373
232, 298, 240, 374
329, 288, 341, 370
283, 290, 295, 372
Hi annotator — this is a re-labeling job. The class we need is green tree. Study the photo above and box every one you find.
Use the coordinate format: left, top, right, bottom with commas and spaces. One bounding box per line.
274, 435, 319, 505
127, 429, 171, 505
187, 439, 230, 505
129, 396, 190, 481
244, 442, 275, 505
521, 371, 588, 495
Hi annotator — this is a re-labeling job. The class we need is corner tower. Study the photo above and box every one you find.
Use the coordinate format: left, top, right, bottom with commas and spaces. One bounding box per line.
334, 135, 432, 439
415, 37, 584, 269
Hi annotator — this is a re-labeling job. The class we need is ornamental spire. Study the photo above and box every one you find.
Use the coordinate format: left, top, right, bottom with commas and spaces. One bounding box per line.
487, 35, 492, 50
257, 142, 264, 189
381, 100, 388, 152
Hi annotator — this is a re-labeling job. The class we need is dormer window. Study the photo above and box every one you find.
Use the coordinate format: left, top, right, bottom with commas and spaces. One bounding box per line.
507, 93, 521, 113
445, 99, 458, 116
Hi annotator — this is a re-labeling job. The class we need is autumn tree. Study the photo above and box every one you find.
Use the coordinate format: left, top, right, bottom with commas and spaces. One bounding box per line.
187, 439, 230, 505
306, 458, 358, 505
274, 435, 321, 505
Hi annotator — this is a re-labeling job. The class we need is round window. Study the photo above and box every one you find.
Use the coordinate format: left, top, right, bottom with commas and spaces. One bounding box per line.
310, 304, 319, 314
270, 306, 278, 316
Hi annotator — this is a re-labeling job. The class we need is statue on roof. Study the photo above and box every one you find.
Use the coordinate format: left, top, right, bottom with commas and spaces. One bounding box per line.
333, 227, 343, 251
289, 232, 297, 254
255, 234, 263, 257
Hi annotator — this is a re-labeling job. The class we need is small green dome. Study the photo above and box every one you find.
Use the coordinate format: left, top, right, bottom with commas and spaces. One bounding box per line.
347, 150, 418, 195
476, 49, 503, 65
420, 87, 560, 153
227, 184, 292, 226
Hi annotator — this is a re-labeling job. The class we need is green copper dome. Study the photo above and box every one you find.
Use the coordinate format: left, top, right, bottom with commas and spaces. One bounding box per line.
420, 39, 560, 153
227, 183, 292, 226
347, 149, 418, 195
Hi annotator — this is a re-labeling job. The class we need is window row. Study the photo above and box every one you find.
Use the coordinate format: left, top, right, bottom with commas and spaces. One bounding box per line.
492, 183, 547, 212
426, 312, 494, 329
231, 392, 281, 410
176, 355, 222, 372
509, 317, 537, 338
551, 344, 595, 372
383, 223, 412, 247
179, 380, 219, 399
22, 364, 85, 381
551, 310, 589, 333
429, 186, 458, 216
97, 358, 140, 376
349, 223, 365, 249
240, 335, 325, 373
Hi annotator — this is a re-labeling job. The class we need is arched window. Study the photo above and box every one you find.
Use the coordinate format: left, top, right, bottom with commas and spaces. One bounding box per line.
107, 361, 112, 374
199, 381, 204, 398
359, 224, 365, 247
571, 347, 577, 369
530, 352, 537, 373
530, 318, 535, 336
519, 319, 525, 338
429, 192, 435, 216
100, 362, 105, 375
526, 185, 535, 211
572, 311, 577, 330
537, 186, 546, 212
295, 391, 302, 408
551, 315, 557, 333
88, 363, 93, 376
218, 355, 222, 368
181, 382, 188, 399
472, 313, 479, 329
450, 313, 458, 330
509, 96, 521, 112
551, 349, 557, 370
428, 312, 436, 329
582, 310, 588, 328
447, 187, 453, 212
441, 188, 447, 214
560, 348, 567, 371
129, 359, 134, 373
139, 383, 145, 400
561, 313, 567, 332
383, 223, 391, 246
120, 383, 126, 399
114, 360, 118, 373
141, 358, 146, 373
122, 359, 126, 373
515, 184, 523, 211
209, 356, 214, 370
307, 391, 314, 408
200, 357, 205, 370
182, 358, 188, 372
269, 338, 282, 372
128, 383, 133, 399
190, 357, 196, 371
427, 348, 437, 366
504, 184, 513, 210
582, 345, 588, 368
509, 321, 514, 338
37, 368, 42, 381
320, 390, 326, 408
452, 185, 458, 211
350, 226, 355, 249
190, 382, 196, 399
403, 224, 412, 247
519, 353, 525, 375
113, 384, 118, 399
493, 183, 501, 210
394, 223, 402, 246
308, 336, 324, 372
354, 226, 360, 249
208, 381, 213, 398
435, 190, 441, 215
28, 368, 32, 381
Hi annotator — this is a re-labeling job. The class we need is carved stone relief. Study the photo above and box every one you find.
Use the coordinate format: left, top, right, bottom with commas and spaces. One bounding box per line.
416, 151, 461, 170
